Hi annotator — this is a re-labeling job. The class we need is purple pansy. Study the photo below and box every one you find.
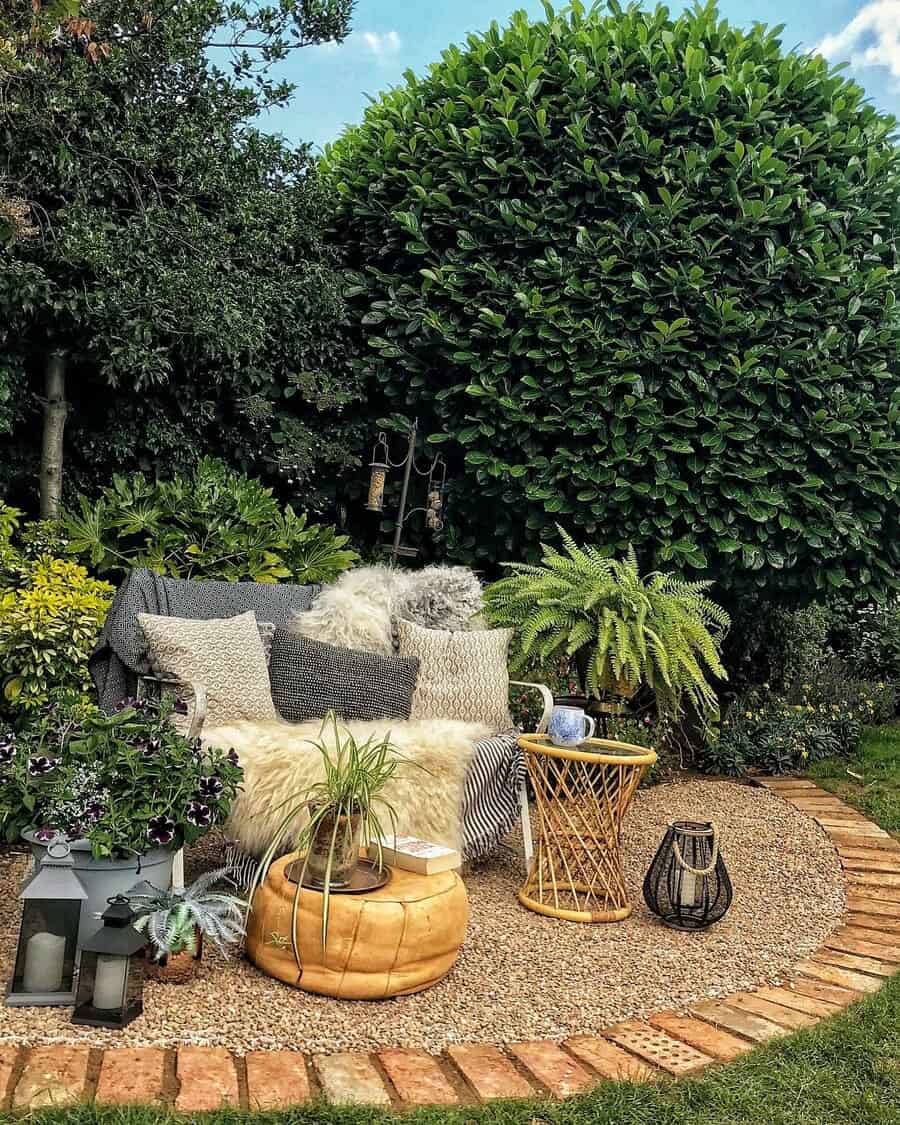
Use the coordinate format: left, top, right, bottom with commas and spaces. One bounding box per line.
185, 801, 212, 828
173, 698, 189, 716
225, 749, 240, 769
34, 826, 60, 842
197, 775, 224, 800
146, 815, 176, 846
84, 800, 105, 822
28, 756, 59, 777
0, 734, 16, 767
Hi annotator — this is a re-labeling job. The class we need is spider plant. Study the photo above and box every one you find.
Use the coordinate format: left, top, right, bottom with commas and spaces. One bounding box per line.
128, 866, 247, 961
249, 712, 416, 950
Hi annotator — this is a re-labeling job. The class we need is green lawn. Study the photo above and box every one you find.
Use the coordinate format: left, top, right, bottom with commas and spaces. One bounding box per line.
809, 723, 900, 837
8, 729, 900, 1125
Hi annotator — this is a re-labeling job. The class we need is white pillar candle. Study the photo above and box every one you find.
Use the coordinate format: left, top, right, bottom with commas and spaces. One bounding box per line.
91, 954, 127, 1010
678, 871, 697, 908
22, 931, 66, 993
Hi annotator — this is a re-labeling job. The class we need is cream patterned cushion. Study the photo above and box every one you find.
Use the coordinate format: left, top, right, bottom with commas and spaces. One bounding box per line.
394, 619, 513, 730
138, 610, 277, 727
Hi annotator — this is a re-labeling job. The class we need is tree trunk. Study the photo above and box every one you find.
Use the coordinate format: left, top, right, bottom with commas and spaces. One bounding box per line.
40, 350, 68, 520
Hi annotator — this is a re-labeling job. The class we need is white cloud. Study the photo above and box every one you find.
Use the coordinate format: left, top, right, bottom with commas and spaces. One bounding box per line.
815, 1, 900, 79
360, 30, 402, 58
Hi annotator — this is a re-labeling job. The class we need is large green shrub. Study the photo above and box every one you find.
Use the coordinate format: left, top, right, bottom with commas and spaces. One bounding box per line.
324, 2, 900, 600
62, 458, 359, 584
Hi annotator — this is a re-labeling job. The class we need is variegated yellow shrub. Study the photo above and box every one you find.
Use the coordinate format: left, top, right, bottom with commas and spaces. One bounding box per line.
0, 556, 113, 711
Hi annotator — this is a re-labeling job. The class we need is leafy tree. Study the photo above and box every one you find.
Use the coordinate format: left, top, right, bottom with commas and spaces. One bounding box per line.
0, 0, 361, 517
324, 1, 900, 600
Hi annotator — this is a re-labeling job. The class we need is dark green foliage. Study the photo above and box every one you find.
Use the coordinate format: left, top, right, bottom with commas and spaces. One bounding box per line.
704, 677, 898, 776
0, 0, 362, 509
62, 458, 359, 584
325, 2, 900, 599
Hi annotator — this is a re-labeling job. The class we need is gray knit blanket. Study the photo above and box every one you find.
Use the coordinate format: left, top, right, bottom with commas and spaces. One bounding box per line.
89, 568, 317, 711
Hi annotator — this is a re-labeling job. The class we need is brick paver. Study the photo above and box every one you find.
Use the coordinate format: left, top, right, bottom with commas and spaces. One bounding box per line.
565, 1035, 657, 1081
508, 1041, 594, 1097
0, 1047, 19, 1108
724, 993, 817, 1030
446, 1044, 535, 1100
378, 1049, 459, 1106
794, 958, 884, 993
96, 1048, 166, 1106
647, 1012, 750, 1061
14, 1046, 90, 1109
605, 1020, 713, 1075
785, 975, 864, 1007
752, 986, 842, 1019
315, 1053, 391, 1106
245, 1051, 310, 1109
175, 1047, 238, 1112
691, 1000, 787, 1042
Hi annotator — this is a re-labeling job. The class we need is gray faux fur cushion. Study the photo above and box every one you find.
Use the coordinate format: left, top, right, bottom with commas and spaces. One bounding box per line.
289, 564, 483, 654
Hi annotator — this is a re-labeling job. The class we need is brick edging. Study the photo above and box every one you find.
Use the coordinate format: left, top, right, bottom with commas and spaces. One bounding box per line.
2, 779, 898, 1111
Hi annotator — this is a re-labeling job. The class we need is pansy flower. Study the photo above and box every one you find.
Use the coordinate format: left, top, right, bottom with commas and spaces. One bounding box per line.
34, 826, 60, 843
0, 734, 16, 767
185, 801, 212, 828
225, 749, 240, 769
197, 775, 224, 800
84, 800, 105, 822
28, 756, 60, 777
146, 815, 176, 846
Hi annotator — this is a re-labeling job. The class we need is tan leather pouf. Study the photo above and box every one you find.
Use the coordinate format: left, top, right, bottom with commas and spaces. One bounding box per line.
245, 853, 469, 999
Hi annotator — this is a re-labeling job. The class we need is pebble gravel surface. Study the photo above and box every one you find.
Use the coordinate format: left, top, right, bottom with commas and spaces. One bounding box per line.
0, 779, 844, 1054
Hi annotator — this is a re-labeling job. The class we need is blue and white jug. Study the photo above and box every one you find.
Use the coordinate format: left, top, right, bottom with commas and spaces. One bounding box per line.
548, 705, 596, 748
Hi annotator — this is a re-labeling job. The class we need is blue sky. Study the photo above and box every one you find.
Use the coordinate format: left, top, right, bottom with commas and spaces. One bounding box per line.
258, 1, 900, 150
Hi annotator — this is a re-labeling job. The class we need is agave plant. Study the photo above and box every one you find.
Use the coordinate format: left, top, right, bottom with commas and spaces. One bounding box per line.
128, 867, 247, 961
483, 530, 730, 718
250, 712, 418, 950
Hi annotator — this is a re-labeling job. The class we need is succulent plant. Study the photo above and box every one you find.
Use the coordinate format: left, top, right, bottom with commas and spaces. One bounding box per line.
128, 867, 247, 961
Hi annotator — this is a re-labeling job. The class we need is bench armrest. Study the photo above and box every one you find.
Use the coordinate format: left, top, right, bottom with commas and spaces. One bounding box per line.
136, 674, 207, 740
510, 680, 554, 734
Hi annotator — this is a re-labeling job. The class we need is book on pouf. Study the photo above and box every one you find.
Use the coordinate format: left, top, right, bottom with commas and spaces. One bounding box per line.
376, 835, 461, 875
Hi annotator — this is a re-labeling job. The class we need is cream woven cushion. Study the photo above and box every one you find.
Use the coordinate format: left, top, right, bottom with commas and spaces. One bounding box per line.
138, 610, 277, 727
395, 619, 513, 729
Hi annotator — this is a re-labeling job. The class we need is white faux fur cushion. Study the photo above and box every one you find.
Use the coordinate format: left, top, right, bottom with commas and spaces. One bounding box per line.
209, 717, 491, 856
289, 564, 483, 655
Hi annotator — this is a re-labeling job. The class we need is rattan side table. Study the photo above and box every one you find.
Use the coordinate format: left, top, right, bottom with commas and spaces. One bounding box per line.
517, 734, 657, 923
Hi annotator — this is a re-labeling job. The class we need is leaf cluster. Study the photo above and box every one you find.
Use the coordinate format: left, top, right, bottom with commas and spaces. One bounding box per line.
129, 866, 247, 960
324, 2, 900, 601
62, 457, 359, 584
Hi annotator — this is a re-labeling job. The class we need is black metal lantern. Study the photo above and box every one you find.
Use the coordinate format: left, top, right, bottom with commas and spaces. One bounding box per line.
642, 821, 732, 931
366, 432, 390, 512
7, 840, 87, 1007
71, 895, 146, 1029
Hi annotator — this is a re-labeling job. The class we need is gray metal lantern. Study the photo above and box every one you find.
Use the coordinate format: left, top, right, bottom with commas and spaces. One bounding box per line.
7, 840, 87, 1007
71, 896, 146, 1029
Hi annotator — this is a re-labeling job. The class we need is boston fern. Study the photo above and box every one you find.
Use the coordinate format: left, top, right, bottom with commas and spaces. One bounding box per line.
129, 867, 246, 961
484, 531, 730, 718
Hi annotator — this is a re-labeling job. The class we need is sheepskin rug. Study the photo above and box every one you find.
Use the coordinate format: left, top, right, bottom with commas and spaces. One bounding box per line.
205, 717, 492, 856
288, 564, 484, 654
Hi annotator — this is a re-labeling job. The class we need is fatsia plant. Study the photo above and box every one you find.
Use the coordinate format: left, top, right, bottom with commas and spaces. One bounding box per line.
484, 530, 730, 718
128, 867, 247, 961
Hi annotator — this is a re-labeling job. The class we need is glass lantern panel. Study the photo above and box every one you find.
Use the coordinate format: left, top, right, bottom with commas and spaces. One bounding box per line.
10, 899, 80, 997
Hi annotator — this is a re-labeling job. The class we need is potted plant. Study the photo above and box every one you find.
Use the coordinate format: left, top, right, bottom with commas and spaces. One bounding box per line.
251, 713, 414, 947
483, 529, 730, 720
128, 867, 247, 984
0, 696, 242, 945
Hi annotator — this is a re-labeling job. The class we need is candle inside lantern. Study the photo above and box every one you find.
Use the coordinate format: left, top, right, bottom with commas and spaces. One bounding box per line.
91, 954, 127, 1010
678, 870, 697, 908
22, 931, 66, 993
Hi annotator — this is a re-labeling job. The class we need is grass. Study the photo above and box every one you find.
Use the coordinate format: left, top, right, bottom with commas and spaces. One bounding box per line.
6, 728, 900, 1125
808, 723, 900, 837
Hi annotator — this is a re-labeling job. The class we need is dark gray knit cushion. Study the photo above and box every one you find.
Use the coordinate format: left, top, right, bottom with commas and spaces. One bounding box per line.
268, 630, 420, 723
